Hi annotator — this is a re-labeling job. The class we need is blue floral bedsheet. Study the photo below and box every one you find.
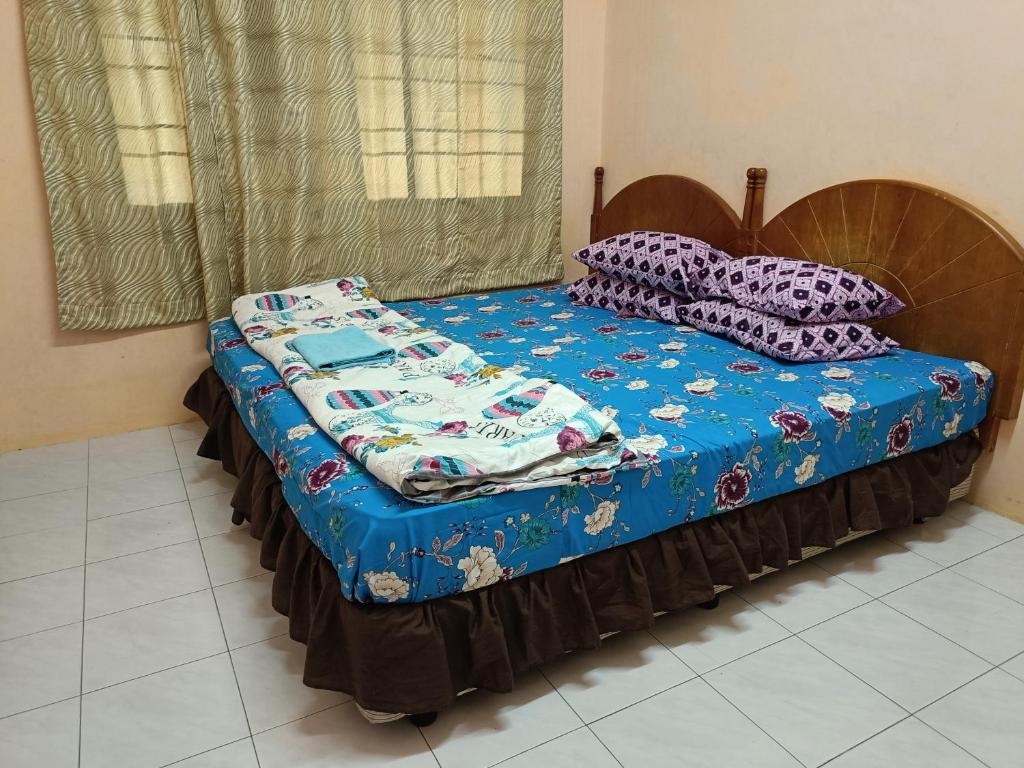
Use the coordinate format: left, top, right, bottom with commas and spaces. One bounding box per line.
207, 284, 993, 604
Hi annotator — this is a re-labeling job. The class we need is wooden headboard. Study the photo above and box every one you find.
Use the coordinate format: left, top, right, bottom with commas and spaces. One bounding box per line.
756, 179, 1024, 445
588, 168, 1024, 447
590, 166, 767, 256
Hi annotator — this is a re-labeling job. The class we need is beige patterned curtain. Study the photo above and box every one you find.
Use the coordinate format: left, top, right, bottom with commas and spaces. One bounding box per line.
24, 0, 563, 329
24, 0, 206, 330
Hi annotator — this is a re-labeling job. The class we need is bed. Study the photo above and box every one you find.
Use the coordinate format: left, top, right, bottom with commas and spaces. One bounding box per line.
185, 165, 1024, 722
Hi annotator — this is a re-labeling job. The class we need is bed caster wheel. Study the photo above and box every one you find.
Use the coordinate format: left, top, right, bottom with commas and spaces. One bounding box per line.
408, 711, 438, 727
697, 594, 720, 610
913, 517, 925, 525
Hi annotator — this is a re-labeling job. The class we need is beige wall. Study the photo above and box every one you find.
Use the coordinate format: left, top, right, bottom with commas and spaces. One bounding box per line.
0, 6, 209, 452
597, 0, 1024, 518
1, 1, 608, 452
562, 0, 607, 282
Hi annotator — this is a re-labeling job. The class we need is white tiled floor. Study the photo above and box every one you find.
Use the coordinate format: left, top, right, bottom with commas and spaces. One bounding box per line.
3, 426, 1024, 767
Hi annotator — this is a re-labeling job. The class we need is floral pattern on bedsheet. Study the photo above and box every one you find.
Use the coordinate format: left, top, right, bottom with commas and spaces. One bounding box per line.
208, 285, 992, 604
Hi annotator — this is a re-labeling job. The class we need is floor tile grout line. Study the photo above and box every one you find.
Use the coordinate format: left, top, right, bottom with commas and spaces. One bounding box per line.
816, 713, 915, 767
942, 506, 1024, 539
0, 618, 84, 646
821, 534, 1022, 607
0, 693, 82, 724
671, 630, 794, 678
259, 700, 354, 734
0, 482, 89, 506
880, 526, 1023, 571
246, 699, 354, 737
878, 580, 1014, 668
952, 566, 1024, 609
0, 518, 89, 542
564, 666, 698, 729
910, 665, 1013, 719
728, 579, 875, 645
491, 670, 608, 768
78, 650, 231, 699
536, 667, 622, 768
227, 630, 291, 654
723, 586, 801, 632
536, 667, 588, 727
187, 497, 263, 768
85, 493, 191, 525
174, 433, 185, 472
585, 727, 625, 768
484, 723, 621, 768
83, 585, 211, 623
78, 440, 91, 768
0, 602, 287, 650
84, 503, 193, 533
730, 554, 879, 612
799, 559, 1006, 672
810, 538, 944, 595
1, 559, 91, 592
999, 651, 1024, 683
797, 614, 996, 703
698, 671, 810, 768
826, 560, 941, 601
0, 533, 210, 588
911, 713, 997, 768
647, 592, 798, 665
789, 634, 913, 715
414, 724, 444, 768
156, 735, 256, 768
83, 535, 201, 569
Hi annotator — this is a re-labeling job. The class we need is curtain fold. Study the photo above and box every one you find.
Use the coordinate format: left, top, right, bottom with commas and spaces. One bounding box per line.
25, 0, 563, 329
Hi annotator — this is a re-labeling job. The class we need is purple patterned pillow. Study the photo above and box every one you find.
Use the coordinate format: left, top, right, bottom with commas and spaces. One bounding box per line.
566, 274, 686, 324
715, 256, 905, 322
571, 231, 729, 297
679, 298, 899, 362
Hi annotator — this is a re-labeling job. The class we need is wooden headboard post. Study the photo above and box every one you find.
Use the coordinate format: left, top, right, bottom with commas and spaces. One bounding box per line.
739, 167, 768, 256
587, 166, 755, 255
590, 166, 605, 243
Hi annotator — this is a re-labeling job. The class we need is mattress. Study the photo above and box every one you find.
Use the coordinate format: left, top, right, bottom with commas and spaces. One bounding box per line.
207, 284, 993, 604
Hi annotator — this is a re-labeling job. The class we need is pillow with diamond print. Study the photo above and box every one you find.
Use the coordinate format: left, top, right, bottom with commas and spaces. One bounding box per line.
566, 273, 686, 324
571, 231, 730, 297
679, 298, 899, 362
718, 255, 905, 323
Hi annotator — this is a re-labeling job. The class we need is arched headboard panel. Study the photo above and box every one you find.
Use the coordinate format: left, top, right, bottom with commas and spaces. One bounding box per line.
757, 179, 1024, 436
590, 167, 766, 256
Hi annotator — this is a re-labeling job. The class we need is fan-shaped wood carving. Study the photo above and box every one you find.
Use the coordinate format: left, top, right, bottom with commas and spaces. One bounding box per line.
757, 180, 1024, 434
590, 167, 765, 256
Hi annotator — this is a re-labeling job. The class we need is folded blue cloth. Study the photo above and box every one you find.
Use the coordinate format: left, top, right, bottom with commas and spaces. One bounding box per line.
292, 327, 395, 371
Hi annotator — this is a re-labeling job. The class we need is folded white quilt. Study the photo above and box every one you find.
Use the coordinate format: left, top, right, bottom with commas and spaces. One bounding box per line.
231, 277, 624, 502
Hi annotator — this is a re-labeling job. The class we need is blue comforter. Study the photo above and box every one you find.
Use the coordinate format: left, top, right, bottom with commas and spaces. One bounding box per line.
207, 285, 992, 604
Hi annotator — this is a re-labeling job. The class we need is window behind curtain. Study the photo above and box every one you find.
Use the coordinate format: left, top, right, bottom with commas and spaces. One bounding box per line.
353, 2, 525, 201
96, 6, 193, 206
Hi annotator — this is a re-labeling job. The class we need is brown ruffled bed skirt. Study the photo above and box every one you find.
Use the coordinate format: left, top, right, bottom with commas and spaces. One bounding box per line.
185, 366, 980, 715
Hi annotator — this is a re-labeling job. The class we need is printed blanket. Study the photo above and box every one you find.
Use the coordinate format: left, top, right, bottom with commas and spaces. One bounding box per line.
231, 277, 625, 502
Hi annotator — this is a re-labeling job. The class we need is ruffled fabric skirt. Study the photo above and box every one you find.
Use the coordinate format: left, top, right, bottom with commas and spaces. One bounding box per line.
185, 367, 980, 715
